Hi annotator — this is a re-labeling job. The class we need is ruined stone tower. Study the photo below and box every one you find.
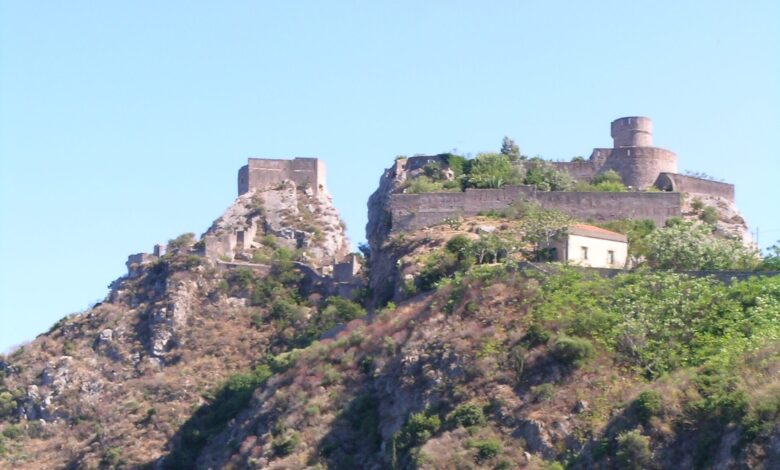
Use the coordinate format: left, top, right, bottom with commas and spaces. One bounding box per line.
238, 157, 327, 196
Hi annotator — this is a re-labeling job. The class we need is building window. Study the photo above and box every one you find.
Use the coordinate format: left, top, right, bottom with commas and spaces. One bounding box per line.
607, 250, 615, 265
581, 246, 588, 260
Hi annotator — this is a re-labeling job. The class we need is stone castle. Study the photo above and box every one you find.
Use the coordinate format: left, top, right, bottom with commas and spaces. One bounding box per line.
128, 116, 743, 276
375, 116, 737, 235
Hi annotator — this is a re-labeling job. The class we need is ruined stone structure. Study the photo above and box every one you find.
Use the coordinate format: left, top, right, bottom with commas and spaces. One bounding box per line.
238, 157, 326, 196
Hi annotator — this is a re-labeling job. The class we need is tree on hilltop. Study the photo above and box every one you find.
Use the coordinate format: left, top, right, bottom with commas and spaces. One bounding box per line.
644, 220, 759, 270
466, 153, 524, 189
500, 136, 521, 161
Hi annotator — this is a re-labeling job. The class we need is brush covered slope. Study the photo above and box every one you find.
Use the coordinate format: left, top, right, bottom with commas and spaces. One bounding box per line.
1, 179, 778, 469
0, 181, 356, 469
186, 214, 780, 470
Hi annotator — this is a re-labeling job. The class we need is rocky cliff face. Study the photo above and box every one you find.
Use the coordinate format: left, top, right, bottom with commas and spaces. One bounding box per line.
204, 182, 350, 267
0, 181, 352, 469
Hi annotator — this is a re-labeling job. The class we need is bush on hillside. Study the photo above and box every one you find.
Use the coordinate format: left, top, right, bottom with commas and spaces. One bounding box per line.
397, 411, 441, 449
447, 403, 486, 428
644, 221, 758, 270
551, 335, 595, 367
615, 430, 652, 469
635, 390, 663, 424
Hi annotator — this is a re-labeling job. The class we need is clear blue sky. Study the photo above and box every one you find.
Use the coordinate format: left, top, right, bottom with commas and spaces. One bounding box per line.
1, 1, 778, 352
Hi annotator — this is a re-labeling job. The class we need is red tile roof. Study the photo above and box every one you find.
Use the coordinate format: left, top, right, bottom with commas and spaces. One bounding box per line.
568, 224, 628, 243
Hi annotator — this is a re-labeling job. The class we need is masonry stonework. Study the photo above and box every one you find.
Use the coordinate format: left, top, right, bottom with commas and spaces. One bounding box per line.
553, 116, 678, 190
390, 187, 682, 232
655, 172, 735, 202
238, 157, 326, 196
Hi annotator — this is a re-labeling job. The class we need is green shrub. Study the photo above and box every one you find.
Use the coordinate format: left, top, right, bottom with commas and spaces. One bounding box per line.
592, 169, 623, 186
168, 232, 196, 251
406, 176, 445, 194
552, 336, 595, 367
269, 299, 303, 324
523, 158, 572, 191
700, 206, 718, 225
230, 267, 255, 289
445, 235, 473, 260
531, 383, 556, 403
272, 431, 300, 456
469, 438, 502, 463
447, 403, 486, 428
249, 311, 263, 329
321, 365, 341, 386
635, 390, 663, 423
398, 411, 441, 448
100, 447, 123, 467
644, 221, 758, 270
523, 324, 551, 347
744, 392, 780, 439
614, 430, 652, 470
2, 424, 24, 440
0, 391, 17, 418
467, 153, 523, 189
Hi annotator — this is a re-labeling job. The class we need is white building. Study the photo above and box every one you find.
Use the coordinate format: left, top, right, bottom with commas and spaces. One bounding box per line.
541, 224, 628, 269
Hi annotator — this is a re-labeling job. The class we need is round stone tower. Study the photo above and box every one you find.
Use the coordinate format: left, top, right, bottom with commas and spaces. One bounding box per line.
611, 116, 653, 147
604, 116, 677, 189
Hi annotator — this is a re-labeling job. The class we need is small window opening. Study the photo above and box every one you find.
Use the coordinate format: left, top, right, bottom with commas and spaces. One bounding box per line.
581, 246, 588, 260
608, 250, 615, 265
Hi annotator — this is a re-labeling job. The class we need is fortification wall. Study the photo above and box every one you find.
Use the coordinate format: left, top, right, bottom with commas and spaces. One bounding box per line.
533, 191, 681, 226
603, 147, 678, 189
390, 187, 681, 232
238, 158, 325, 196
655, 173, 734, 202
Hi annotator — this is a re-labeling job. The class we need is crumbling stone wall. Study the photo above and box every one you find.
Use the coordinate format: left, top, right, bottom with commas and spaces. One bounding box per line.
389, 187, 681, 232
238, 158, 326, 196
655, 173, 735, 202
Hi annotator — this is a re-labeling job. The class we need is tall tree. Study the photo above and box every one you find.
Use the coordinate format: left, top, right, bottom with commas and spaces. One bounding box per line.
500, 136, 521, 161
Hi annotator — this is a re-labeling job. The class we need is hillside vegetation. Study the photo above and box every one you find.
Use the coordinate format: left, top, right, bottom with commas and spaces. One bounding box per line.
1, 162, 778, 469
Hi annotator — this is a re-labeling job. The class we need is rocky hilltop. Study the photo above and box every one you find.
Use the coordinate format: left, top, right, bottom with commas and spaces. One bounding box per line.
1, 139, 777, 470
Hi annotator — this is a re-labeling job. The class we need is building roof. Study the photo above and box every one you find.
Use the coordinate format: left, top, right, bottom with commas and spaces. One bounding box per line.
567, 224, 628, 243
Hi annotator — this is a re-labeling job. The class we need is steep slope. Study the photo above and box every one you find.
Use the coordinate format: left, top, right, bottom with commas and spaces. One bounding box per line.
0, 182, 353, 469
188, 256, 780, 469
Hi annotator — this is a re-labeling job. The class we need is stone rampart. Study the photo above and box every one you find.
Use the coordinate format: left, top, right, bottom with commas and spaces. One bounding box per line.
655, 173, 734, 202
238, 158, 325, 196
533, 191, 681, 226
390, 187, 681, 232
